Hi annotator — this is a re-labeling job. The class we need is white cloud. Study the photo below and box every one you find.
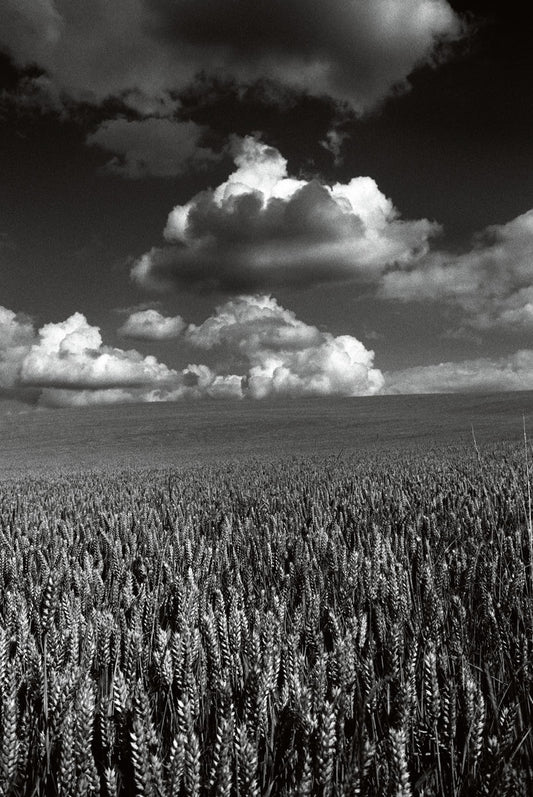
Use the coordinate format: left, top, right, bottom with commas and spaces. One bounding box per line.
0, 306, 34, 388
0, 299, 383, 406
380, 209, 533, 331
20, 312, 178, 389
118, 308, 186, 340
385, 350, 533, 394
87, 118, 218, 178
4, 298, 533, 406
187, 294, 384, 398
132, 136, 439, 293
488, 287, 533, 329
11, 311, 244, 405
0, 0, 463, 113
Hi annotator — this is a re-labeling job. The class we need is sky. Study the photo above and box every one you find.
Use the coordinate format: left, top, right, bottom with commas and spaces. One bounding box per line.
1, 0, 532, 408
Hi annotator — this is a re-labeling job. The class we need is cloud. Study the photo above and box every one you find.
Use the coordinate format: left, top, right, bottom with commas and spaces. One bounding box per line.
320, 128, 349, 166
132, 136, 439, 293
150, 0, 462, 111
1, 0, 175, 114
16, 312, 245, 405
20, 312, 178, 389
0, 0, 463, 113
0, 305, 242, 405
487, 287, 533, 330
0, 299, 383, 406
1, 0, 63, 66
380, 209, 533, 331
5, 296, 533, 405
385, 350, 533, 394
186, 294, 384, 398
118, 308, 186, 340
87, 118, 218, 178
0, 306, 35, 388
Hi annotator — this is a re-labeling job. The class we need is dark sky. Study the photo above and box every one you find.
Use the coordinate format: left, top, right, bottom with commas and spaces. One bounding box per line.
1, 0, 532, 407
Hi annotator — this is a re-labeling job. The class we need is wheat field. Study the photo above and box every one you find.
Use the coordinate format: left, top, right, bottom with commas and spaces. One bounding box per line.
0, 440, 532, 795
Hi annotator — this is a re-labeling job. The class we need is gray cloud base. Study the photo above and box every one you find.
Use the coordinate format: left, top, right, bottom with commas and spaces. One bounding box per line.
132, 137, 439, 293
1, 0, 463, 112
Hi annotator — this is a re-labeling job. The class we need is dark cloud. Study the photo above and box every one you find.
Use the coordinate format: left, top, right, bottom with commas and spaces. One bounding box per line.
87, 118, 219, 178
1, 0, 463, 113
132, 137, 439, 292
148, 0, 464, 111
0, 0, 179, 113
1, 0, 63, 67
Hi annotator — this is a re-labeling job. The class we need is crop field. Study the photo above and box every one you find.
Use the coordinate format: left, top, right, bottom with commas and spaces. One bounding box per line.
0, 394, 533, 795
1, 391, 533, 476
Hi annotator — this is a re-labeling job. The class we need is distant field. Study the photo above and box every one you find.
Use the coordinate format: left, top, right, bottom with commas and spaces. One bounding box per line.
1, 391, 533, 475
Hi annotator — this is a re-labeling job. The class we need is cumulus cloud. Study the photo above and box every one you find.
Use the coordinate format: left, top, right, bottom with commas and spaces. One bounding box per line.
385, 350, 533, 394
28, 293, 385, 405
0, 0, 463, 113
87, 118, 218, 178
0, 306, 35, 388
380, 209, 533, 331
5, 295, 533, 405
132, 136, 439, 293
18, 312, 246, 405
186, 294, 384, 398
0, 299, 383, 406
118, 308, 186, 340
0, 304, 240, 405
19, 312, 178, 390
